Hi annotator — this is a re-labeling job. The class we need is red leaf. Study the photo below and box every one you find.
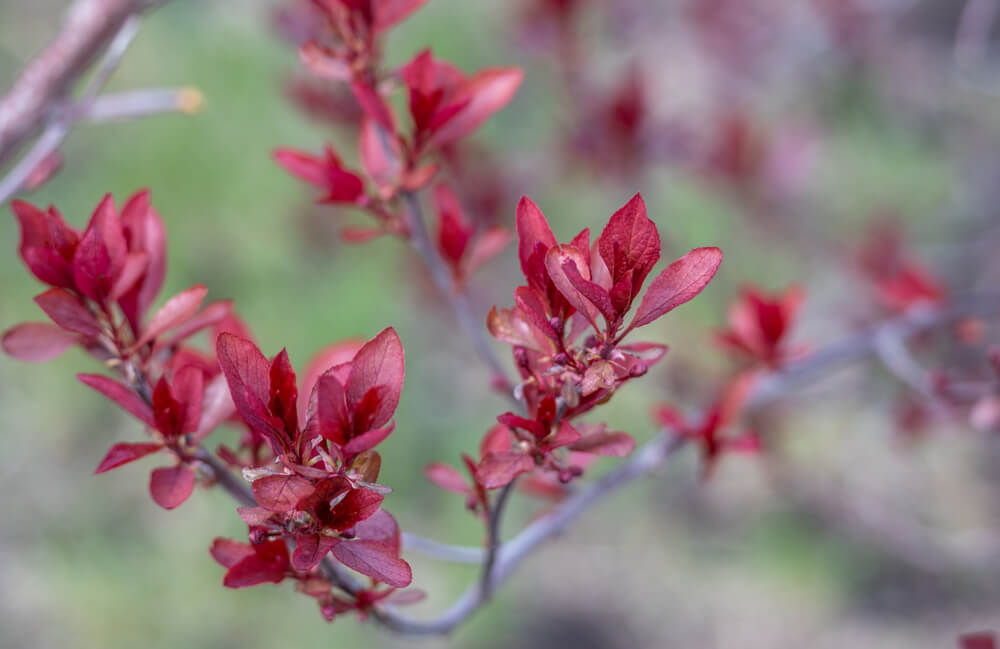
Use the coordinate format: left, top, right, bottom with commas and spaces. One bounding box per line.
77, 373, 156, 428
210, 538, 255, 569
13, 200, 79, 288
354, 509, 402, 552
2, 322, 77, 361
274, 148, 327, 187
110, 251, 149, 301
548, 247, 618, 330
217, 333, 288, 447
627, 247, 723, 333
359, 116, 401, 189
961, 632, 998, 649
158, 299, 233, 350
350, 79, 394, 133
252, 474, 315, 512
374, 0, 427, 32
33, 288, 100, 336
292, 534, 340, 571
569, 431, 635, 457
480, 424, 513, 458
597, 193, 660, 294
476, 452, 535, 489
299, 41, 351, 82
94, 442, 162, 474
237, 506, 275, 526
433, 182, 472, 269
193, 373, 236, 442
515, 196, 557, 282
72, 194, 126, 303
326, 487, 384, 531
541, 420, 582, 452
172, 365, 205, 435
299, 338, 364, 420
149, 464, 196, 509
331, 539, 412, 587
428, 67, 524, 149
425, 462, 470, 494
346, 327, 405, 431
223, 540, 290, 588
118, 189, 166, 331
342, 422, 395, 456
135, 284, 208, 347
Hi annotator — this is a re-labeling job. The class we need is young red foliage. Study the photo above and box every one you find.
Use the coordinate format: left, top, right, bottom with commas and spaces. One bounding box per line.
715, 284, 804, 368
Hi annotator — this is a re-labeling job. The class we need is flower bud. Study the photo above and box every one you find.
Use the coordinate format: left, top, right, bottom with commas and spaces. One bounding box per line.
549, 316, 563, 332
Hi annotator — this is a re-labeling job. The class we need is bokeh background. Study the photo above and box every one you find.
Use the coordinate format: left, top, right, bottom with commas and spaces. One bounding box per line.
2, 0, 1000, 647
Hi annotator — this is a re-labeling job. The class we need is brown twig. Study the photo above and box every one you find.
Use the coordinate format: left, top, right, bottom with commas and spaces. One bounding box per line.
0, 0, 178, 205
401, 191, 515, 393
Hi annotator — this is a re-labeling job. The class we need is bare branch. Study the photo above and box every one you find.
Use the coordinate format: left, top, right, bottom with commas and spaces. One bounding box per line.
402, 191, 516, 394
0, 0, 145, 165
84, 87, 203, 122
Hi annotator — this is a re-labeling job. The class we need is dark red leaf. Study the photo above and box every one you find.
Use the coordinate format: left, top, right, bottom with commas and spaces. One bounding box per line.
253, 474, 315, 512
94, 442, 162, 474
425, 462, 470, 494
77, 373, 156, 428
331, 539, 412, 587
568, 431, 635, 457
325, 487, 384, 531
516, 196, 557, 283
374, 0, 427, 32
2, 322, 77, 361
149, 464, 196, 509
346, 327, 404, 431
292, 534, 340, 571
223, 539, 290, 588
350, 79, 394, 132
476, 451, 535, 489
541, 420, 582, 452
13, 199, 79, 288
627, 247, 723, 333
216, 333, 288, 447
960, 632, 998, 649
135, 284, 208, 347
354, 509, 402, 552
34, 288, 101, 336
598, 193, 660, 294
72, 194, 127, 303
342, 422, 395, 456
428, 67, 524, 149
210, 538, 255, 569
118, 189, 166, 332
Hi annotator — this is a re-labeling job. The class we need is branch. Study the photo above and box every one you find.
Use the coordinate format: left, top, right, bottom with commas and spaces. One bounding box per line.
366, 294, 1000, 634
0, 0, 152, 165
0, 0, 178, 205
402, 191, 515, 393
0, 15, 142, 206
84, 86, 204, 122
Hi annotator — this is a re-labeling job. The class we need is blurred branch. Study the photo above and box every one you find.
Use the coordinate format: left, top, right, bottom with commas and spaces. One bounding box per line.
374, 294, 1000, 635
84, 86, 203, 122
955, 0, 999, 70
402, 191, 516, 394
0, 0, 179, 205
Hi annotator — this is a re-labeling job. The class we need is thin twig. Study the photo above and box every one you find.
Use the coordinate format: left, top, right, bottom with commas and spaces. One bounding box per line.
84, 87, 203, 122
0, 15, 142, 205
362, 295, 1000, 634
0, 0, 138, 165
479, 480, 517, 599
401, 191, 515, 393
